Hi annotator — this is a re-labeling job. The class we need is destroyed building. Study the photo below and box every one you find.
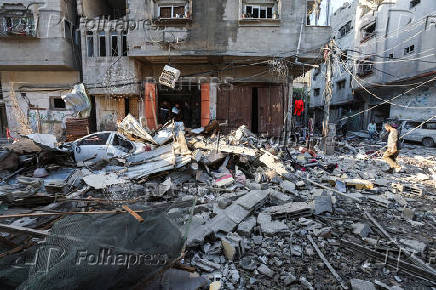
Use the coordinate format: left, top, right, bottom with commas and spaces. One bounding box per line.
77, 0, 331, 135
0, 1, 81, 138
309, 0, 436, 130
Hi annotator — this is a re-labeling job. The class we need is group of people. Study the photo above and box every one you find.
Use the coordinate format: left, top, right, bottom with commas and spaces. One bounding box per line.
158, 101, 201, 129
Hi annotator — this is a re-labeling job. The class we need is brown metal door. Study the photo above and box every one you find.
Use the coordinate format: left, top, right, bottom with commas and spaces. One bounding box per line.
217, 86, 252, 133
258, 86, 284, 137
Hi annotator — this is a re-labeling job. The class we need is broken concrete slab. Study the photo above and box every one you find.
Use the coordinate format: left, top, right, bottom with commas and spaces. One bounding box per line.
187, 190, 270, 246
350, 279, 376, 290
257, 264, 274, 278
399, 238, 427, 254
280, 180, 296, 192
83, 173, 127, 189
314, 193, 332, 215
237, 216, 256, 236
352, 223, 371, 238
263, 202, 312, 218
257, 213, 288, 235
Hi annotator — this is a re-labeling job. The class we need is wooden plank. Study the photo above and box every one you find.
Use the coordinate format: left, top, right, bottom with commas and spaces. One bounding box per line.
201, 83, 211, 127
0, 223, 49, 237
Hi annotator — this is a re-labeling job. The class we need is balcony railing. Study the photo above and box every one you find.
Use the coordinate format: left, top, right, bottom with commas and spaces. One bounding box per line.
0, 16, 37, 38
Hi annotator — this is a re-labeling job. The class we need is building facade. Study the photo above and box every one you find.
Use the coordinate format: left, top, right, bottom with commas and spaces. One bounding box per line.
310, 0, 436, 131
77, 0, 331, 136
309, 0, 359, 130
352, 0, 436, 125
0, 1, 81, 138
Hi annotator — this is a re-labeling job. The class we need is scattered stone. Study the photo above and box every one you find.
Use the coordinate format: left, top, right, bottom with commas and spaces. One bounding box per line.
221, 238, 236, 261
283, 274, 297, 286
239, 256, 257, 271
257, 264, 274, 278
352, 223, 371, 238
399, 238, 427, 253
257, 213, 288, 235
280, 180, 296, 192
296, 181, 305, 189
299, 276, 314, 289
314, 193, 332, 215
237, 216, 256, 236
402, 208, 415, 220
350, 279, 376, 290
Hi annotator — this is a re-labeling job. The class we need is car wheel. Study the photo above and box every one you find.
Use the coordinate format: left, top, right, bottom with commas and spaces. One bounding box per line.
422, 137, 435, 147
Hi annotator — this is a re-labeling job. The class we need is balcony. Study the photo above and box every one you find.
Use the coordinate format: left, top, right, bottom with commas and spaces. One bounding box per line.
0, 15, 37, 38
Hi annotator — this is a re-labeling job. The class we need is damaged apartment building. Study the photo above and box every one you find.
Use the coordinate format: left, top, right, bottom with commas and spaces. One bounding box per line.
0, 0, 81, 138
78, 0, 331, 136
310, 0, 436, 130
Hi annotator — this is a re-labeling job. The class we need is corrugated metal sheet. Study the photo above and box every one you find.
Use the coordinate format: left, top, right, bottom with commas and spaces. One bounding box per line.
65, 118, 90, 141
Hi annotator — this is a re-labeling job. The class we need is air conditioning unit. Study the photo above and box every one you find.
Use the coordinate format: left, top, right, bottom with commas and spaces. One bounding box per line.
159, 65, 181, 89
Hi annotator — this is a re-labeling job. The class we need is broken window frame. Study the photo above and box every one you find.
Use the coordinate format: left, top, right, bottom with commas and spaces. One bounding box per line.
86, 31, 94, 57
0, 11, 37, 38
336, 79, 346, 90
158, 5, 187, 19
122, 31, 128, 56
78, 133, 111, 146
361, 21, 376, 43
306, 0, 331, 26
243, 4, 275, 19
98, 31, 106, 57
64, 19, 72, 40
50, 96, 67, 111
410, 0, 420, 8
404, 44, 415, 55
111, 32, 119, 57
339, 20, 352, 38
357, 57, 374, 77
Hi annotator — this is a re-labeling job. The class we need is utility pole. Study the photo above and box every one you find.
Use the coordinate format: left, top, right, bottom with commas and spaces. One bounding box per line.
322, 40, 333, 153
284, 75, 293, 146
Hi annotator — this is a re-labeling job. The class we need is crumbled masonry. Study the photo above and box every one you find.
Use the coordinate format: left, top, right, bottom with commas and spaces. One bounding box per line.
0, 123, 435, 289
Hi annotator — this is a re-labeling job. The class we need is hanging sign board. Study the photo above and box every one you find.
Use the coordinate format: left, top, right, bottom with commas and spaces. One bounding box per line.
159, 65, 181, 89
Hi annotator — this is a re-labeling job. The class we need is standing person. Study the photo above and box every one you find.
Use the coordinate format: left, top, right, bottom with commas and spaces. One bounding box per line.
383, 122, 402, 173
159, 101, 171, 125
368, 120, 377, 139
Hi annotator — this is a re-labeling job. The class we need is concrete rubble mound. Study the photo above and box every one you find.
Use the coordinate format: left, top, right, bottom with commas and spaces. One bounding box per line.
0, 120, 435, 289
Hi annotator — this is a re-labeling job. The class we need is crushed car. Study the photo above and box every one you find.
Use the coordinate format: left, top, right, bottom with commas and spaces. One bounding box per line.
63, 132, 149, 163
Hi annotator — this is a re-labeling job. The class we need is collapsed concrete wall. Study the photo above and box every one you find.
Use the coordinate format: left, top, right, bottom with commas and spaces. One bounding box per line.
0, 71, 80, 137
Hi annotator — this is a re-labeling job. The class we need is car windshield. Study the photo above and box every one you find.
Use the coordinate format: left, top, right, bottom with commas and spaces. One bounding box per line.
78, 133, 111, 146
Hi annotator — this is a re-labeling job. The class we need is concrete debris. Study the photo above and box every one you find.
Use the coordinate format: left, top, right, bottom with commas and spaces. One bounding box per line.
399, 239, 427, 254
263, 202, 312, 218
257, 264, 274, 278
352, 223, 371, 238
257, 213, 288, 235
350, 279, 376, 290
0, 124, 435, 289
237, 216, 256, 236
83, 173, 127, 189
314, 192, 332, 215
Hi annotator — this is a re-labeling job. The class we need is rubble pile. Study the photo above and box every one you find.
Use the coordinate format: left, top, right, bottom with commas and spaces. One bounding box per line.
0, 119, 434, 289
